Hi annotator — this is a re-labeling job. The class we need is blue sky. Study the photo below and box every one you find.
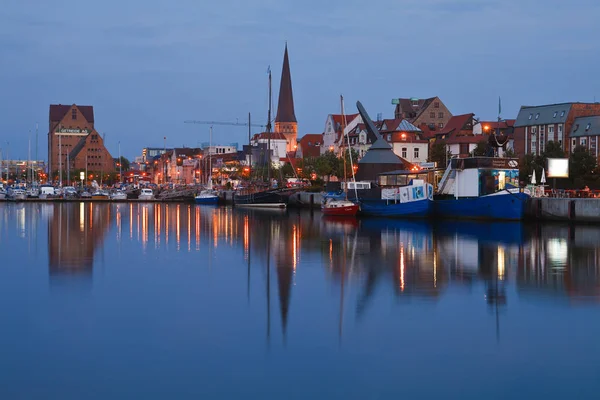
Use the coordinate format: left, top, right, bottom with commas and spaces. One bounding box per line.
1, 0, 599, 160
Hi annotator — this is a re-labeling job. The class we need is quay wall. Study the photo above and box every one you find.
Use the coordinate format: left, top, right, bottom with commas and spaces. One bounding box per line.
526, 198, 600, 222
218, 191, 323, 208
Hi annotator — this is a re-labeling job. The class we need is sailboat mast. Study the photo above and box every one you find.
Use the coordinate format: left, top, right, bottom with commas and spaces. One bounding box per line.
209, 126, 213, 188
341, 97, 359, 200
340, 95, 348, 199
267, 68, 272, 184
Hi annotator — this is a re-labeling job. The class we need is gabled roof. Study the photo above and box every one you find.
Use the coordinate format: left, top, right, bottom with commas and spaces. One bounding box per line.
331, 113, 358, 128
439, 113, 475, 136
478, 119, 515, 130
69, 136, 88, 159
395, 97, 437, 119
50, 104, 94, 123
514, 103, 573, 127
275, 44, 297, 123
571, 116, 600, 137
252, 131, 287, 141
359, 138, 403, 164
297, 133, 322, 158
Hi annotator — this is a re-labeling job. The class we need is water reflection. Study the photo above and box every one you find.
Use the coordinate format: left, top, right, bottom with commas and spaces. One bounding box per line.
4, 203, 600, 325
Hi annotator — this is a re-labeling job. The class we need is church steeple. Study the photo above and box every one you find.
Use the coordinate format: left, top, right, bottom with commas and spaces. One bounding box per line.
275, 43, 298, 153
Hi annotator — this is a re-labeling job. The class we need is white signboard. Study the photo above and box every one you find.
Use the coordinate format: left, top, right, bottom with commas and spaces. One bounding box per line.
547, 158, 569, 178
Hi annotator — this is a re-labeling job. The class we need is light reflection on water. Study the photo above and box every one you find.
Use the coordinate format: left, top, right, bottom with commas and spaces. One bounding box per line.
1, 203, 600, 399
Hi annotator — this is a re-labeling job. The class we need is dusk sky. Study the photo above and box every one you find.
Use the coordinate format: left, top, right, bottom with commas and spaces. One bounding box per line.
2, 0, 599, 160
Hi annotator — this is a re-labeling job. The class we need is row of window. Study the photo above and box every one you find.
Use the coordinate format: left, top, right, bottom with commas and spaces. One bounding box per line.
429, 112, 444, 119
530, 124, 563, 134
528, 110, 566, 120
400, 148, 420, 159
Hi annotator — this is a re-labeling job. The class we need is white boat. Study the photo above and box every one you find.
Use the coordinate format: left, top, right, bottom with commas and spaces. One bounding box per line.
91, 190, 110, 200
8, 188, 27, 201
138, 188, 155, 200
110, 190, 127, 201
0, 187, 6, 200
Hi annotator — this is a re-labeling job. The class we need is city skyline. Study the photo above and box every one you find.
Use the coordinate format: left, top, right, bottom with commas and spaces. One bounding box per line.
2, 0, 600, 160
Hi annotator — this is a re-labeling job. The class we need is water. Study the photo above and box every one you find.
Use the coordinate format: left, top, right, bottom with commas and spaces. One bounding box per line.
1, 203, 599, 399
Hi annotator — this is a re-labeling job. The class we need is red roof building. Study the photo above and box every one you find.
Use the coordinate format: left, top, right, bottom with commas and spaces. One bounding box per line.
296, 134, 323, 159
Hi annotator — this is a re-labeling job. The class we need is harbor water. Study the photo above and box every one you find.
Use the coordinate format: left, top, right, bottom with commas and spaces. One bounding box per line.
1, 203, 599, 399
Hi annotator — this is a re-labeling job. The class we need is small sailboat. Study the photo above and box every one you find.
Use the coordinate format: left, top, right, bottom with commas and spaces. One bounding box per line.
195, 126, 219, 205
322, 95, 359, 217
110, 190, 127, 201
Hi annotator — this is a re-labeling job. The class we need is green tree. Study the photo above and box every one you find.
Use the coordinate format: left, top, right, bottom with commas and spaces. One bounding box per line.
472, 138, 489, 156
280, 162, 295, 178
337, 148, 360, 179
428, 140, 451, 168
570, 145, 597, 180
118, 156, 130, 171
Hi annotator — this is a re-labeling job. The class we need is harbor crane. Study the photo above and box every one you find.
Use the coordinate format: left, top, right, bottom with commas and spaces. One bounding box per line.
184, 113, 267, 145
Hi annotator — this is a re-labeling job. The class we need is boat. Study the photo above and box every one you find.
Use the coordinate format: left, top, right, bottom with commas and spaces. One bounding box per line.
138, 188, 155, 201
359, 178, 433, 217
233, 66, 286, 209
195, 126, 219, 205
8, 188, 27, 201
434, 157, 530, 220
0, 187, 7, 200
321, 95, 359, 217
110, 190, 127, 201
91, 189, 110, 200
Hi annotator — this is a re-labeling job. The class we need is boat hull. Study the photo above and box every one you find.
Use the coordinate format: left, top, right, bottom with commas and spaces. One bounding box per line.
322, 204, 359, 217
359, 197, 432, 217
234, 189, 287, 208
195, 196, 219, 205
434, 190, 530, 221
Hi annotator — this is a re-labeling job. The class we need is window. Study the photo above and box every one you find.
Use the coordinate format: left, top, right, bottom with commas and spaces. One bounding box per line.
586, 123, 591, 131
438, 112, 444, 118
531, 126, 537, 134
558, 124, 563, 134
535, 113, 540, 120
548, 125, 554, 134
434, 102, 440, 108
540, 125, 545, 134
553, 111, 557, 118
459, 143, 469, 155
414, 147, 419, 159
531, 140, 537, 155
574, 124, 579, 132
528, 113, 533, 120
572, 138, 577, 150
561, 111, 565, 117
401, 147, 407, 158
72, 109, 77, 120
540, 133, 545, 153
438, 123, 444, 128
580, 138, 587, 146
430, 112, 435, 118
387, 134, 391, 141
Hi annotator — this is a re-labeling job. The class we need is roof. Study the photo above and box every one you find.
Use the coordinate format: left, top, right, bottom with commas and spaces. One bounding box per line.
275, 44, 297, 123
514, 103, 573, 127
252, 131, 287, 141
478, 119, 515, 130
331, 113, 358, 128
359, 138, 403, 164
570, 116, 600, 137
445, 134, 488, 145
69, 136, 88, 159
439, 113, 475, 136
298, 134, 323, 158
394, 97, 436, 120
50, 104, 94, 123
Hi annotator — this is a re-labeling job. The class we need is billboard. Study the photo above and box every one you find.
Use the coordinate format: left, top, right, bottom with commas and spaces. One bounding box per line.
547, 158, 569, 178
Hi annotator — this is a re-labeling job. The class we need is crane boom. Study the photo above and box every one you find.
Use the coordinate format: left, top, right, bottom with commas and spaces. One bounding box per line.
184, 120, 265, 128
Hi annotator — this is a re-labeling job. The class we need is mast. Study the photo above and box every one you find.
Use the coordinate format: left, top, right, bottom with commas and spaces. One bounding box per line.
248, 112, 252, 168
58, 131, 62, 186
341, 97, 358, 200
340, 96, 348, 199
28, 130, 31, 184
35, 122, 38, 183
208, 126, 213, 189
118, 141, 122, 184
267, 67, 272, 184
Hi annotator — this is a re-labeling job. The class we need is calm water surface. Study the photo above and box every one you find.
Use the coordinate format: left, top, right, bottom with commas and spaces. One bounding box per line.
1, 203, 599, 399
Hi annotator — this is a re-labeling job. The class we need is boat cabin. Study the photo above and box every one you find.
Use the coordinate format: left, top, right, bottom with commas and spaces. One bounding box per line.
438, 157, 520, 198
378, 170, 431, 187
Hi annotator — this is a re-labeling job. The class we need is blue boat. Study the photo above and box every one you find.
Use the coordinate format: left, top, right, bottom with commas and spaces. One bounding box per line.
195, 190, 219, 204
358, 180, 434, 218
434, 157, 531, 221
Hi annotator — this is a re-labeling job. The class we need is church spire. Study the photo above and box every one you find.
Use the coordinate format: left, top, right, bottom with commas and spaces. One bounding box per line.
275, 43, 296, 123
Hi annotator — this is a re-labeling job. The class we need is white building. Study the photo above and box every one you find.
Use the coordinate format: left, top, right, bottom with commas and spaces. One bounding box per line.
321, 113, 360, 155
250, 132, 289, 166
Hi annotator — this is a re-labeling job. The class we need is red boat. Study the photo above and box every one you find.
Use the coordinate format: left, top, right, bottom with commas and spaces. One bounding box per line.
321, 199, 359, 217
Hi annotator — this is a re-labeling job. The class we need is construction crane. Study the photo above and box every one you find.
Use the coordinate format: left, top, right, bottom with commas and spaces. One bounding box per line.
184, 113, 267, 145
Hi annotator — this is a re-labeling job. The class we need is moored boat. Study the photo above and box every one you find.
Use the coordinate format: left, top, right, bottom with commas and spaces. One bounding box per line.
91, 190, 110, 200
138, 188, 155, 201
8, 188, 27, 201
110, 190, 127, 201
434, 157, 530, 220
0, 187, 7, 200
195, 190, 219, 204
322, 198, 359, 216
234, 187, 287, 208
358, 179, 433, 218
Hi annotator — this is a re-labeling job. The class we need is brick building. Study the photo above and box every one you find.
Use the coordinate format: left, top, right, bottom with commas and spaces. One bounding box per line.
392, 96, 453, 130
569, 116, 600, 158
48, 104, 114, 182
514, 102, 600, 156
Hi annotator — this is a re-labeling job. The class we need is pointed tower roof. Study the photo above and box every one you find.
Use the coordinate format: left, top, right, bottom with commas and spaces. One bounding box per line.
275, 44, 297, 123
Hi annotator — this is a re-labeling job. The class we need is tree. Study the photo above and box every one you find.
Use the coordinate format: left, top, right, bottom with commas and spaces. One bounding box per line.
570, 145, 597, 181
472, 138, 489, 157
337, 148, 360, 179
118, 156, 130, 171
280, 162, 295, 178
428, 141, 449, 167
